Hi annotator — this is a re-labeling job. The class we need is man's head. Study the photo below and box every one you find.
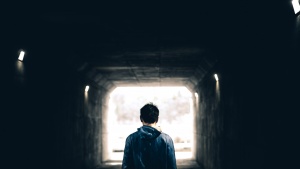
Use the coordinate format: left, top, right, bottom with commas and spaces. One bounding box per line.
140, 103, 159, 124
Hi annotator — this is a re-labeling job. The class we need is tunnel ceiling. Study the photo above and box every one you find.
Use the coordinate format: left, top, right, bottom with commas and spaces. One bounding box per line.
14, 2, 244, 89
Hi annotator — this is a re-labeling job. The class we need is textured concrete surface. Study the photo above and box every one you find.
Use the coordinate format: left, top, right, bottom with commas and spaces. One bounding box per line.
97, 160, 203, 169
3, 1, 300, 169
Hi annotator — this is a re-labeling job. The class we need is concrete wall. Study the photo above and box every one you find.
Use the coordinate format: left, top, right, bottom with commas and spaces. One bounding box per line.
4, 46, 73, 169
194, 6, 300, 169
195, 70, 222, 169
195, 56, 298, 169
4, 3, 299, 169
4, 42, 107, 169
51, 70, 113, 169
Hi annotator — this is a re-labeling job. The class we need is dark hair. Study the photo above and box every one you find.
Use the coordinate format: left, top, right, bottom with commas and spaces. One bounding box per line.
140, 103, 159, 123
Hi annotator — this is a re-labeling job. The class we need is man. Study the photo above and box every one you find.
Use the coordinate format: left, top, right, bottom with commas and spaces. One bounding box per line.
122, 103, 177, 169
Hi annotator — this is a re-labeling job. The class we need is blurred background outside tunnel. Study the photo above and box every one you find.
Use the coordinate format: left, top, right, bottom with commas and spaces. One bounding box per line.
106, 87, 194, 161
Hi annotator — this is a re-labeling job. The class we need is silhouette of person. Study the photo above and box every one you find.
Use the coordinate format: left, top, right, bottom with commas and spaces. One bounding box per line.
122, 103, 177, 169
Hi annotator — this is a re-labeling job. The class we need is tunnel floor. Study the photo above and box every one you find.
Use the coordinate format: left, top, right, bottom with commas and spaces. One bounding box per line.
97, 160, 202, 169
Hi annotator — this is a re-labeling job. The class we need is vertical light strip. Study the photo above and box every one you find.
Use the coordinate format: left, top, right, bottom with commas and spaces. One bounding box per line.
85, 85, 90, 92
214, 74, 219, 81
292, 0, 300, 14
18, 51, 25, 61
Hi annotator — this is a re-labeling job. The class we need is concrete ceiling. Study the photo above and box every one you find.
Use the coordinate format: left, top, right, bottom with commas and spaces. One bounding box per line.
10, 2, 290, 90
35, 2, 225, 89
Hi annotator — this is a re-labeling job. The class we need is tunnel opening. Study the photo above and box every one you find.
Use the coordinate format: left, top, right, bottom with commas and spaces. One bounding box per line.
102, 86, 196, 164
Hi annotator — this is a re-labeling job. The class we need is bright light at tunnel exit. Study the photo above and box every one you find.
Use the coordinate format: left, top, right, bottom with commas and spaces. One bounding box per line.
18, 50, 25, 61
292, 0, 300, 14
105, 86, 195, 161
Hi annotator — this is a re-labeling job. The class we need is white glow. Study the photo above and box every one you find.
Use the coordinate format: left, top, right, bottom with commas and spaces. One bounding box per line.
85, 85, 89, 92
18, 51, 25, 61
214, 74, 219, 81
292, 0, 300, 14
106, 86, 194, 161
194, 92, 198, 98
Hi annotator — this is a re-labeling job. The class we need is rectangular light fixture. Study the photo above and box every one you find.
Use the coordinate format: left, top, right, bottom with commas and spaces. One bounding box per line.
214, 74, 219, 81
18, 51, 25, 61
292, 0, 300, 14
85, 85, 90, 92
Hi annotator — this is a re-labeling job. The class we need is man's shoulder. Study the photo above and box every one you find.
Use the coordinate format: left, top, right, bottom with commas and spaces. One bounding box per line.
159, 132, 174, 142
126, 130, 173, 143
160, 132, 171, 137
126, 131, 139, 140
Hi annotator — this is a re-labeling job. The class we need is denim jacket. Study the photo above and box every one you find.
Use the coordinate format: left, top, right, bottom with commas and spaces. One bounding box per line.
122, 125, 177, 169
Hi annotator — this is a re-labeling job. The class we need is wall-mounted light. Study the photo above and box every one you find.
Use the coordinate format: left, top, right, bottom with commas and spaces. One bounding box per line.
214, 74, 219, 81
194, 92, 198, 98
292, 0, 300, 14
85, 85, 90, 92
18, 50, 25, 61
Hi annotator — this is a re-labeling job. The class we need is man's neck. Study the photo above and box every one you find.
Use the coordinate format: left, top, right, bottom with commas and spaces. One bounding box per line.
142, 122, 157, 128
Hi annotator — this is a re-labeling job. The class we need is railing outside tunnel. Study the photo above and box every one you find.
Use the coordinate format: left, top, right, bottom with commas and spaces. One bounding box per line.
102, 87, 195, 162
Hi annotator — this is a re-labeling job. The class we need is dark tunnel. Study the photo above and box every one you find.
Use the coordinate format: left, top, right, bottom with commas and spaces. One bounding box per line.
3, 1, 300, 169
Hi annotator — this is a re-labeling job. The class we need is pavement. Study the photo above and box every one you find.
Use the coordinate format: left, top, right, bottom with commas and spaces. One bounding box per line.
97, 160, 203, 169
